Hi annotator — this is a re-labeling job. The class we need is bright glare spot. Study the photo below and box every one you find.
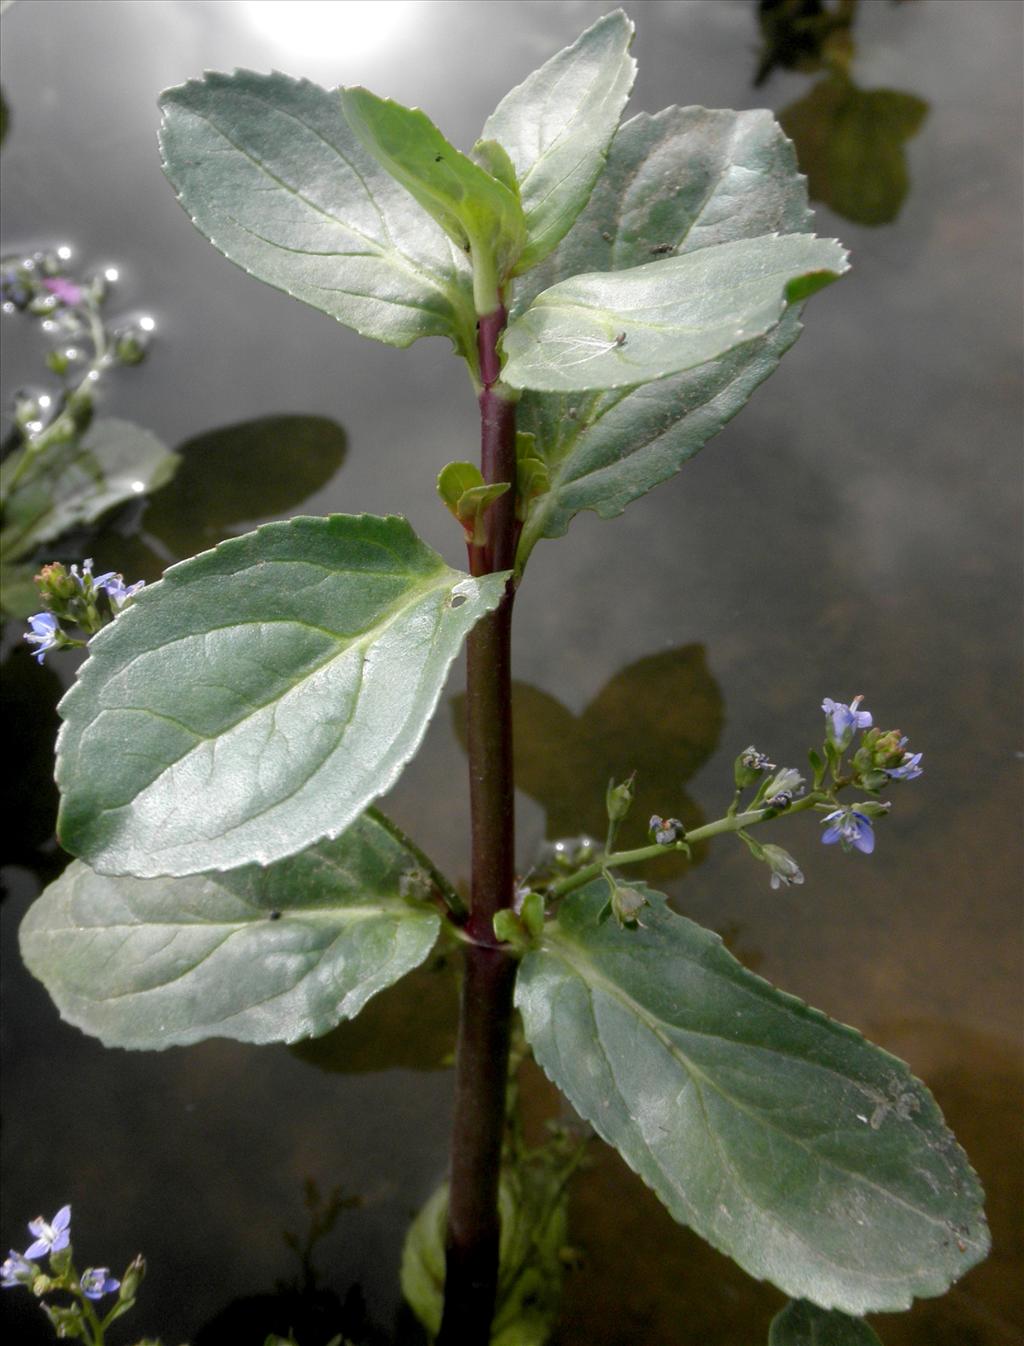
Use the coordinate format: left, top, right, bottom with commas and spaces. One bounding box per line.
57, 245, 72, 261
41, 320, 57, 333
65, 347, 80, 360
38, 394, 52, 408
104, 267, 119, 283
87, 370, 100, 382
26, 420, 43, 434
130, 480, 146, 494
243, 0, 421, 62
138, 314, 156, 332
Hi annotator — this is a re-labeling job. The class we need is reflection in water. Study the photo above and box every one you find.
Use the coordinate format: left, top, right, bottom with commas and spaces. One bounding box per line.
452, 646, 724, 880
755, 0, 930, 226
143, 413, 348, 557
779, 74, 928, 226
291, 953, 458, 1076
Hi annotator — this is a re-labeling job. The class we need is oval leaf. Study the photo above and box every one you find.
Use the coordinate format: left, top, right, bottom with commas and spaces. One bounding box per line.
769, 1300, 883, 1346
510, 107, 822, 553
482, 9, 636, 273
502, 233, 848, 393
517, 882, 989, 1312
20, 811, 441, 1049
56, 514, 508, 877
159, 70, 475, 355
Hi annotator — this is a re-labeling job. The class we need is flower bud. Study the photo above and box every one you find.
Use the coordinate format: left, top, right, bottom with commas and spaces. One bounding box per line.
35, 562, 78, 604
114, 328, 149, 365
761, 844, 805, 890
605, 772, 636, 824
610, 882, 647, 928
118, 1255, 146, 1303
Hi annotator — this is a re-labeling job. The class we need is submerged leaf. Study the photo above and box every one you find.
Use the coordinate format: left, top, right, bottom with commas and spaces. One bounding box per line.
482, 9, 636, 273
517, 882, 989, 1312
769, 1300, 884, 1346
159, 70, 476, 355
57, 514, 508, 877
20, 811, 441, 1049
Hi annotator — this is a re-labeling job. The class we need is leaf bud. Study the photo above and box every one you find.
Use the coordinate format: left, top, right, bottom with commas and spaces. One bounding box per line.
518, 890, 545, 939
605, 772, 636, 824
493, 908, 530, 952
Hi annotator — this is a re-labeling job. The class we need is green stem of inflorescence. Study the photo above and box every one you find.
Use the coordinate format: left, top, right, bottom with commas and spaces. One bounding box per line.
547, 791, 831, 901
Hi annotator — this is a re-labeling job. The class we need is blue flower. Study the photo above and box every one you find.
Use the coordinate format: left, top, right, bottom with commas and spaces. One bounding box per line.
885, 738, 923, 781
821, 807, 875, 854
1, 1250, 34, 1289
70, 558, 116, 593
822, 695, 872, 747
81, 1267, 120, 1300
102, 573, 145, 610
24, 612, 61, 664
23, 1205, 71, 1259
648, 815, 685, 846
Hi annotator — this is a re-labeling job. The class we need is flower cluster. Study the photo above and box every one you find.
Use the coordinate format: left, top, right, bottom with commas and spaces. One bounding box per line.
2, 1204, 144, 1345
25, 559, 145, 663
725, 694, 923, 891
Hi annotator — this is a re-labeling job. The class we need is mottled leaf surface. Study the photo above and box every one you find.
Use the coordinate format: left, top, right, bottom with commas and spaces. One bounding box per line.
517, 882, 989, 1312
20, 811, 440, 1049
482, 9, 636, 272
159, 71, 475, 354
57, 514, 507, 877
510, 107, 826, 556
769, 1300, 883, 1346
502, 233, 847, 393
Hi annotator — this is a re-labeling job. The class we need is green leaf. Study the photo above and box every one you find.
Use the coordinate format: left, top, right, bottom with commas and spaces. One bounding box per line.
482, 9, 636, 273
517, 882, 989, 1312
779, 75, 928, 228
340, 88, 525, 309
502, 232, 848, 394
19, 810, 441, 1049
56, 514, 508, 877
769, 1300, 883, 1346
437, 461, 510, 543
158, 71, 476, 355
0, 418, 180, 560
510, 107, 824, 553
